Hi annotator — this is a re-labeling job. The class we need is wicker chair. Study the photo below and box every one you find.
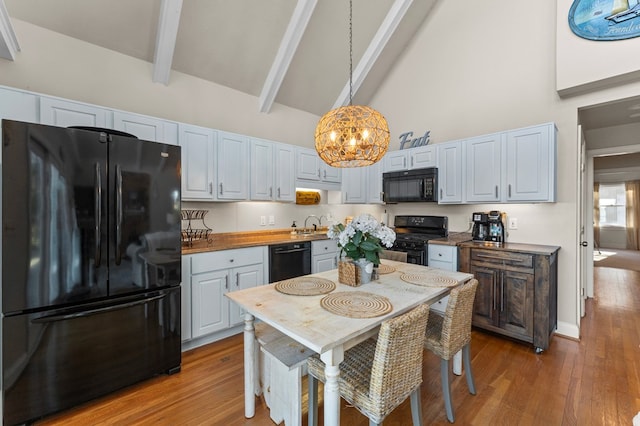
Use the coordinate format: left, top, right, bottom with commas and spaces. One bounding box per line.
424, 279, 479, 423
307, 303, 430, 426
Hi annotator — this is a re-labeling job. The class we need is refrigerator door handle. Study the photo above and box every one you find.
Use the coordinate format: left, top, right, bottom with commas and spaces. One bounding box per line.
32, 294, 166, 323
94, 162, 102, 267
115, 164, 123, 265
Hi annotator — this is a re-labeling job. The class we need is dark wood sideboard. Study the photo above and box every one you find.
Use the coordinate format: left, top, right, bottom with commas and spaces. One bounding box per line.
458, 242, 560, 353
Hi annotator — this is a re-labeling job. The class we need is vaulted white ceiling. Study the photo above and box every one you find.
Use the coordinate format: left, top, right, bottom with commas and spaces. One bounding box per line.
1, 0, 437, 116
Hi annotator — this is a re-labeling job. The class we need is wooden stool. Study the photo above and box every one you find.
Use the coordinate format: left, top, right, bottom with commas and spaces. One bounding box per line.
255, 322, 313, 426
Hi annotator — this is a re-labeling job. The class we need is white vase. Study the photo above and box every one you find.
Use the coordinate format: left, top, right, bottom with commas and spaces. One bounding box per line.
354, 258, 374, 284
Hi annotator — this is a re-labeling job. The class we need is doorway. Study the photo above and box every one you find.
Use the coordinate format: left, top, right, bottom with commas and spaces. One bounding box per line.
579, 96, 640, 315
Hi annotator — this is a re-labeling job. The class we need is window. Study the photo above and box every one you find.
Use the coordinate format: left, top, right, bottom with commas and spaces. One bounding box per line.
598, 183, 626, 227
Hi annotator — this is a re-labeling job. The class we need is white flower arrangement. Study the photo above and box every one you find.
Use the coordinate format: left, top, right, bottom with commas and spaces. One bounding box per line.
327, 213, 396, 264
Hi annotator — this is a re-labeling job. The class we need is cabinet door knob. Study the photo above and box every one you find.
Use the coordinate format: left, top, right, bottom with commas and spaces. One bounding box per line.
219, 182, 223, 195
209, 182, 213, 194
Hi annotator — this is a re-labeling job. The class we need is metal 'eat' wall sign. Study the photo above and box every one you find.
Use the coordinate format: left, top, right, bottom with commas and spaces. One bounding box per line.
569, 0, 640, 40
398, 131, 430, 150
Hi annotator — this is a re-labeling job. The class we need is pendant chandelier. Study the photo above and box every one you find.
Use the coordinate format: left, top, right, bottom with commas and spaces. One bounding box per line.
314, 0, 390, 168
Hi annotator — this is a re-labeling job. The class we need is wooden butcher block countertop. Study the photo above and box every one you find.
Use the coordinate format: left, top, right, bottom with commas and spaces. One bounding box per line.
182, 228, 331, 255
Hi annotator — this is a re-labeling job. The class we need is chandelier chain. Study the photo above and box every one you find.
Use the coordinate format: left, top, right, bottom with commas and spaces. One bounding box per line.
349, 0, 353, 106
313, 0, 390, 168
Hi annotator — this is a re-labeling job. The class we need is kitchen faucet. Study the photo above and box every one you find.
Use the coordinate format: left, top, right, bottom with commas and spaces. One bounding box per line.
304, 215, 321, 232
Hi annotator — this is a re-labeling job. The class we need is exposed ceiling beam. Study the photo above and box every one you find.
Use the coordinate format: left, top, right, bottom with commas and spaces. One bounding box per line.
0, 0, 20, 60
152, 0, 183, 85
333, 0, 413, 109
258, 0, 318, 113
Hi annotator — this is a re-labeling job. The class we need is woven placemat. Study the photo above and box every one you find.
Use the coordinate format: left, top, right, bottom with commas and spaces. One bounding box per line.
320, 291, 393, 318
377, 263, 396, 274
400, 273, 458, 287
275, 277, 336, 296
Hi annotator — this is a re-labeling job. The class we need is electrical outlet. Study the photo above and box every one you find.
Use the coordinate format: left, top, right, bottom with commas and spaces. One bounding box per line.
260, 216, 266, 226
509, 217, 518, 230
268, 215, 275, 225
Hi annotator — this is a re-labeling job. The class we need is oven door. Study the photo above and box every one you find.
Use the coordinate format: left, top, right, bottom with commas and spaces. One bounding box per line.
389, 246, 426, 265
405, 250, 426, 265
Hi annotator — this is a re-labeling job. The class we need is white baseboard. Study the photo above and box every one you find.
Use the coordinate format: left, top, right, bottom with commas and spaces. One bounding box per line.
555, 321, 580, 340
181, 325, 243, 352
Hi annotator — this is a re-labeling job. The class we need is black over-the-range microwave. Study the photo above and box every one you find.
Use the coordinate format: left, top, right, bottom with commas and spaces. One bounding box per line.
382, 167, 438, 203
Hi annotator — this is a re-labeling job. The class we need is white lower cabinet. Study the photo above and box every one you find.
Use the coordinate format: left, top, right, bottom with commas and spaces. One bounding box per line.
428, 244, 458, 314
187, 247, 267, 339
312, 240, 339, 274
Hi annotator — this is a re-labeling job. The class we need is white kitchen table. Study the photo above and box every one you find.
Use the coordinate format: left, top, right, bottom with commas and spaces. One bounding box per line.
226, 260, 473, 426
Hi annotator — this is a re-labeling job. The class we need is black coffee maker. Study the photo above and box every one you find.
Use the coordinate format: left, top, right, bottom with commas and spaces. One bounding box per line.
472, 211, 505, 243
471, 212, 489, 241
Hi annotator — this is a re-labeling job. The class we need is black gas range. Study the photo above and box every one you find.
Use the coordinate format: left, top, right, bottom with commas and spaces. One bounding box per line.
391, 215, 448, 265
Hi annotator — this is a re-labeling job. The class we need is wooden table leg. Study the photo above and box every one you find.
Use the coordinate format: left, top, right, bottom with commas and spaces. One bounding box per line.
243, 313, 256, 418
320, 346, 344, 426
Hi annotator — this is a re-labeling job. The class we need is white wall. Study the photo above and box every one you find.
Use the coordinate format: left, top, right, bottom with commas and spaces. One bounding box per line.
182, 198, 384, 234
368, 0, 640, 338
0, 19, 319, 148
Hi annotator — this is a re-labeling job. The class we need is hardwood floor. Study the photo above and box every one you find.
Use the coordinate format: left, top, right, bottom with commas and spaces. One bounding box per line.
36, 267, 640, 425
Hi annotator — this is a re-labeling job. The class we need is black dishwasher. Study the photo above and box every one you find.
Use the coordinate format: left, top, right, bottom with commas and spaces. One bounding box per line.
269, 242, 312, 282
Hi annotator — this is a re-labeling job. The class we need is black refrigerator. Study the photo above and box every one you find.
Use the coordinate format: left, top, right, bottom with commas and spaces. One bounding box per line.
1, 119, 182, 425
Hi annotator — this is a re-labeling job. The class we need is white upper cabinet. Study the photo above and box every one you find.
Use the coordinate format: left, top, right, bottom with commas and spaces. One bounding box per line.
505, 123, 556, 202
179, 123, 216, 200
40, 96, 110, 128
384, 145, 437, 172
435, 122, 556, 204
0, 87, 38, 124
274, 143, 296, 202
297, 148, 322, 180
217, 131, 249, 200
250, 138, 274, 201
0, 87, 39, 164
367, 160, 385, 204
113, 111, 178, 145
295, 147, 341, 190
411, 145, 438, 169
384, 150, 408, 172
437, 140, 464, 204
465, 133, 503, 203
341, 167, 367, 204
342, 160, 384, 204
249, 139, 295, 202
